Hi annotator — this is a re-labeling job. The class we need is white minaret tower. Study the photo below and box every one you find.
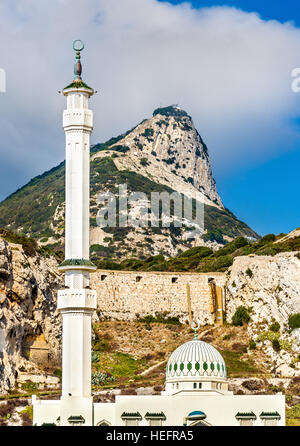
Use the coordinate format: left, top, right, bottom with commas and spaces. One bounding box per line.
57, 40, 97, 426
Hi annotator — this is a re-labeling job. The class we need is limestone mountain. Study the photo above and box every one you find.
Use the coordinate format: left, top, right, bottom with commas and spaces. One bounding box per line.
103, 105, 223, 208
0, 105, 258, 260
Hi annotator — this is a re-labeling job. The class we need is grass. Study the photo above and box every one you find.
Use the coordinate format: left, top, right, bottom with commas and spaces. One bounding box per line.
90, 322, 271, 390
219, 349, 263, 377
92, 352, 148, 388
90, 321, 194, 389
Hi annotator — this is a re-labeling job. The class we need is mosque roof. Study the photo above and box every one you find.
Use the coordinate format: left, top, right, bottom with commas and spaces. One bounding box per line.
166, 338, 227, 382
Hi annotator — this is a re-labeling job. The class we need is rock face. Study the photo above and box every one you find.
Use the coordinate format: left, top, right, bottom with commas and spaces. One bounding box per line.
0, 239, 61, 393
87, 107, 257, 258
226, 252, 300, 376
106, 106, 223, 208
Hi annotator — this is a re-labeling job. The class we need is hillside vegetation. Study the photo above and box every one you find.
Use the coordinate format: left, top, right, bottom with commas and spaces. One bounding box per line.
94, 232, 300, 272
1, 226, 299, 274
0, 156, 255, 248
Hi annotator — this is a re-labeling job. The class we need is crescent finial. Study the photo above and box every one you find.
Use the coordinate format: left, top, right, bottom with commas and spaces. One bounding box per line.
191, 320, 201, 340
72, 40, 84, 80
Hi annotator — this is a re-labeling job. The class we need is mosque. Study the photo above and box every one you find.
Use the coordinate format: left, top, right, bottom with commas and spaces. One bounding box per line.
32, 42, 285, 427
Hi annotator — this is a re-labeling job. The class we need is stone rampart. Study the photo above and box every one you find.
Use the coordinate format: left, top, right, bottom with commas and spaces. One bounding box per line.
91, 270, 226, 324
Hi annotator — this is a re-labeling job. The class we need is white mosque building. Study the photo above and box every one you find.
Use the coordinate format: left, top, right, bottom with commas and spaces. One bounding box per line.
33, 329, 285, 426
32, 42, 285, 427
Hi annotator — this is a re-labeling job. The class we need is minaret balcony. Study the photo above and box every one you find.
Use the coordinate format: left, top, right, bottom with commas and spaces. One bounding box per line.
63, 110, 93, 131
58, 258, 96, 272
57, 288, 97, 311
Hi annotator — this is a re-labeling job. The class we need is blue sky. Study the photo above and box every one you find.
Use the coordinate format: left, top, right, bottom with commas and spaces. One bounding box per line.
0, 0, 300, 237
156, 0, 300, 235
159, 0, 300, 26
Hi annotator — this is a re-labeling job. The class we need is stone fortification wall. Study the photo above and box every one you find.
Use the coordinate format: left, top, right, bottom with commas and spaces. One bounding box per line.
91, 270, 226, 324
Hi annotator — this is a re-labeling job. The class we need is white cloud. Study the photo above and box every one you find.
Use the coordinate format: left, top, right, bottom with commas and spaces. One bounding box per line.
0, 0, 300, 200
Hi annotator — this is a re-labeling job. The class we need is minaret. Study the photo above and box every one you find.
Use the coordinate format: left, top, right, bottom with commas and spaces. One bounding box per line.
57, 40, 97, 426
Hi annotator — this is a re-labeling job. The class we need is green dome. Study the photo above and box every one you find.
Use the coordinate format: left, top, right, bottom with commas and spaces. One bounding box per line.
166, 339, 227, 382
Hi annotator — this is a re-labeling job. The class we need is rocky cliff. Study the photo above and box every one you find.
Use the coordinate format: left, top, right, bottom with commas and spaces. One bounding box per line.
226, 252, 300, 377
0, 238, 61, 393
105, 105, 223, 207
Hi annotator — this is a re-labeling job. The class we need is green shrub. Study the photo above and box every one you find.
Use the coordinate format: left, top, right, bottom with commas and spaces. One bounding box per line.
288, 314, 300, 330
177, 246, 212, 259
257, 331, 278, 343
93, 338, 113, 352
0, 229, 38, 257
249, 339, 257, 350
111, 145, 130, 153
223, 334, 232, 341
153, 106, 188, 119
53, 369, 62, 383
232, 306, 251, 326
141, 128, 154, 138
20, 405, 33, 421
92, 352, 99, 363
260, 234, 276, 244
138, 312, 181, 326
272, 339, 281, 352
92, 371, 115, 386
270, 321, 280, 333
20, 382, 38, 392
256, 331, 292, 351
245, 268, 253, 278
214, 236, 248, 257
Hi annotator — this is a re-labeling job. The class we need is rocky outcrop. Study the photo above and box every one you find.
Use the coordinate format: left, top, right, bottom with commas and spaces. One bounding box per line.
106, 106, 223, 208
226, 252, 300, 376
0, 239, 62, 393
87, 106, 257, 257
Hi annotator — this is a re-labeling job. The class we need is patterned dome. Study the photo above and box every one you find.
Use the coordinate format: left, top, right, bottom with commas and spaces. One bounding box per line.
166, 339, 227, 382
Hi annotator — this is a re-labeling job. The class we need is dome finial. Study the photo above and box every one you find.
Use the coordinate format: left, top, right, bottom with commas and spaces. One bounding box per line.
73, 40, 85, 80
191, 321, 200, 340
